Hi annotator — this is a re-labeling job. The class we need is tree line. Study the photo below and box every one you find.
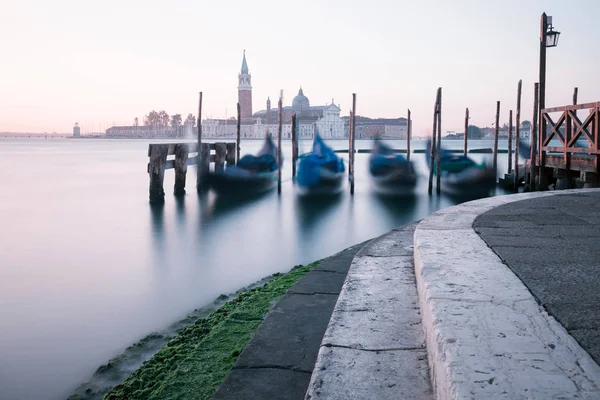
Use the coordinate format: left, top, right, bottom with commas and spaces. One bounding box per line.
134, 111, 196, 128
467, 120, 531, 139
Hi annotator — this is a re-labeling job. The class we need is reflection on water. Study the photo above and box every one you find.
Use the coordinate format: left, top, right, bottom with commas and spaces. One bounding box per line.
0, 138, 515, 400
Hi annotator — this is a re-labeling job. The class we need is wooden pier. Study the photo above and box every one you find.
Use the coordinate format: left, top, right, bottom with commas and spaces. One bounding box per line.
537, 101, 600, 189
147, 142, 236, 204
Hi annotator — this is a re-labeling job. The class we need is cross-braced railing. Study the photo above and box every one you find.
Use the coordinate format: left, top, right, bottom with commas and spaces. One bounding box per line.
540, 102, 600, 174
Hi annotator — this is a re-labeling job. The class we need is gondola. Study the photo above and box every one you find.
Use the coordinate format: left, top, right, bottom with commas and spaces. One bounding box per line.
209, 135, 280, 197
425, 139, 495, 197
296, 134, 345, 196
369, 137, 417, 196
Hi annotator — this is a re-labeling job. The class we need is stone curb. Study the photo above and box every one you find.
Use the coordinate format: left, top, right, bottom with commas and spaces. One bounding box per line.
305, 223, 433, 399
414, 189, 600, 399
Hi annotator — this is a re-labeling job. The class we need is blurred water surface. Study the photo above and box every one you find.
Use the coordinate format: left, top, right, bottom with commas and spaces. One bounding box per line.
0, 137, 511, 400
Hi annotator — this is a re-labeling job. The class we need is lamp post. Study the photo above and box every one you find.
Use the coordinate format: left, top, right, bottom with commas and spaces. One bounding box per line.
538, 12, 561, 189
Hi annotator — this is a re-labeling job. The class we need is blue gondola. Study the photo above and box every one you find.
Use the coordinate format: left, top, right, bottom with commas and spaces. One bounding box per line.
297, 133, 345, 196
209, 135, 281, 197
425, 139, 495, 196
369, 137, 417, 196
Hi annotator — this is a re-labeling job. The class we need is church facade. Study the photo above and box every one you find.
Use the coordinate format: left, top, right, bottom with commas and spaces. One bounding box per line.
202, 52, 346, 139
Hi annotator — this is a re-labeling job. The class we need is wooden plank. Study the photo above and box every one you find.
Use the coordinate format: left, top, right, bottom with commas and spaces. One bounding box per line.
544, 146, 599, 154
545, 155, 597, 172
543, 101, 600, 114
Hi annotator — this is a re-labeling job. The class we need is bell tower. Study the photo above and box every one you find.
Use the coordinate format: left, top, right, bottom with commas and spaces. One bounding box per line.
238, 50, 253, 119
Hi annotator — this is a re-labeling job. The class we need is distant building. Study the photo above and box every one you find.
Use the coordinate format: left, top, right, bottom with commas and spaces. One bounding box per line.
341, 116, 409, 139
105, 125, 191, 138
73, 123, 80, 137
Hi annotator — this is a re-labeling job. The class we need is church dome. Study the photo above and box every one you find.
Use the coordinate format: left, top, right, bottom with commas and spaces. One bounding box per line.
292, 88, 310, 109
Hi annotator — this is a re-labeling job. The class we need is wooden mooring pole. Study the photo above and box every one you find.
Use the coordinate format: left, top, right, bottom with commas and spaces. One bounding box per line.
236, 102, 241, 164
464, 107, 469, 156
350, 93, 357, 195
149, 145, 168, 203
508, 110, 513, 174
277, 92, 283, 194
196, 92, 207, 192
428, 90, 439, 195
493, 101, 500, 181
173, 143, 189, 196
530, 83, 539, 190
407, 109, 411, 161
436, 88, 442, 195
291, 114, 298, 181
514, 79, 522, 192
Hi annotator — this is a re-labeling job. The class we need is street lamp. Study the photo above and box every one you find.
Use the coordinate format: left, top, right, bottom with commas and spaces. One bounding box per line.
538, 12, 560, 189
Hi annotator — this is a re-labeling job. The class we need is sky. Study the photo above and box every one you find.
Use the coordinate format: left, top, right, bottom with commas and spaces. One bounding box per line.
1, 0, 598, 135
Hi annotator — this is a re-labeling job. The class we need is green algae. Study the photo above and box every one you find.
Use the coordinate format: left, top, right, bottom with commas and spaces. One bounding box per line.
103, 261, 322, 400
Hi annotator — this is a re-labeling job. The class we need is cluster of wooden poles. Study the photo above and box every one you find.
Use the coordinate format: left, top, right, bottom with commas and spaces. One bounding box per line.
426, 81, 580, 195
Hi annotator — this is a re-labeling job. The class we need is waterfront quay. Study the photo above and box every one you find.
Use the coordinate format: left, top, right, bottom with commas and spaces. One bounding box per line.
214, 189, 600, 399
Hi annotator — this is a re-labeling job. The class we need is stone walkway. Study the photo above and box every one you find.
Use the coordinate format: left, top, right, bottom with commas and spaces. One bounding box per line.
474, 191, 600, 364
212, 242, 366, 399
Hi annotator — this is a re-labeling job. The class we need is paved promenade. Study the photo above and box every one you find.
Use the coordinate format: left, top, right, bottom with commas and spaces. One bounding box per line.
214, 189, 600, 400
474, 192, 600, 365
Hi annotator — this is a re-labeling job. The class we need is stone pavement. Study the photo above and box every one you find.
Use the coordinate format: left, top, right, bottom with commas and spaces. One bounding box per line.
212, 242, 366, 400
213, 189, 600, 400
414, 189, 600, 399
474, 191, 600, 365
305, 222, 433, 399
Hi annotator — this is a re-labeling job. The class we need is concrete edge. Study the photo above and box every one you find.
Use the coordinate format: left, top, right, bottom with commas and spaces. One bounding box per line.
414, 188, 600, 399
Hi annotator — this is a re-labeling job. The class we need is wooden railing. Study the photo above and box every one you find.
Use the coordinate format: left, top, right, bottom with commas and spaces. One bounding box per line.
147, 142, 236, 204
540, 102, 600, 178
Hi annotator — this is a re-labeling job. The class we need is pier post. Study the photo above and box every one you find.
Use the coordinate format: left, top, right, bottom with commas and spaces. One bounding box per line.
350, 93, 357, 195
428, 90, 439, 195
236, 103, 241, 164
508, 110, 513, 174
277, 92, 282, 194
291, 114, 297, 180
226, 143, 236, 166
493, 101, 500, 182
198, 143, 210, 191
407, 109, 411, 161
530, 83, 539, 190
464, 107, 469, 156
196, 92, 203, 192
173, 143, 189, 196
148, 144, 168, 204
436, 88, 442, 195
514, 79, 522, 192
555, 168, 570, 190
581, 171, 599, 188
214, 142, 226, 172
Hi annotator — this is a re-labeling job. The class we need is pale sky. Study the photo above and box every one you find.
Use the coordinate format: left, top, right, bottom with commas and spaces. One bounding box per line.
1, 0, 598, 135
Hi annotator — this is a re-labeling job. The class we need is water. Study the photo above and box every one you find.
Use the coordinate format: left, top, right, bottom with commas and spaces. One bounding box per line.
0, 138, 512, 400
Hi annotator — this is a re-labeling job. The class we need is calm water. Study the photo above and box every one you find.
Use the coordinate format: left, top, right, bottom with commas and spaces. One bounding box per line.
0, 138, 513, 400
